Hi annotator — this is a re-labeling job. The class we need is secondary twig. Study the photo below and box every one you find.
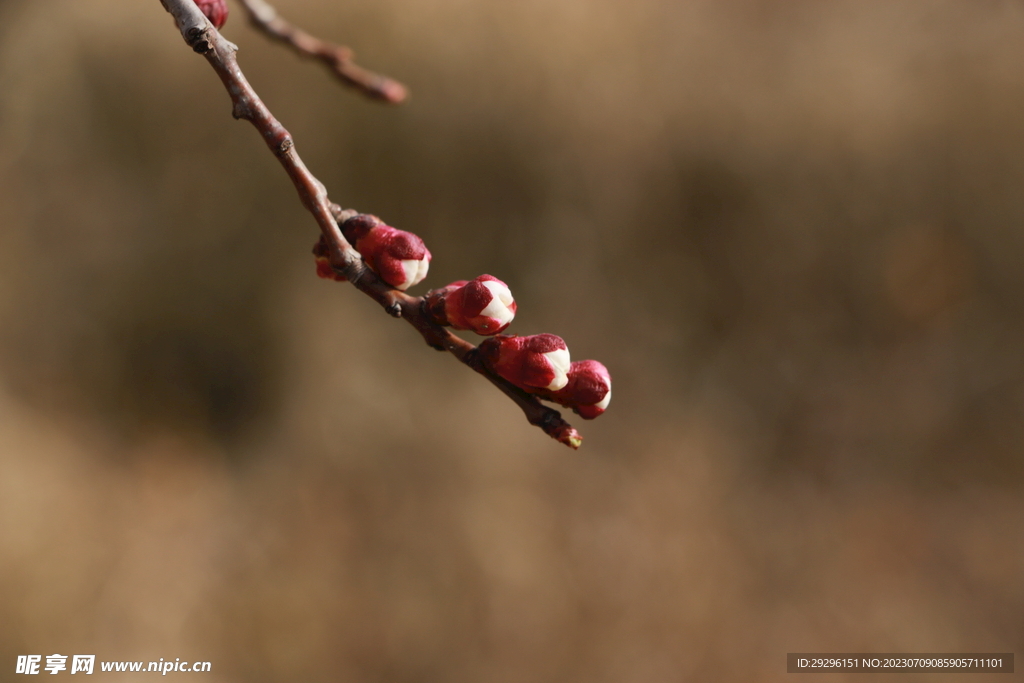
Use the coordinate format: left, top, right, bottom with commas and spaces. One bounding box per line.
236, 0, 407, 103
159, 0, 582, 448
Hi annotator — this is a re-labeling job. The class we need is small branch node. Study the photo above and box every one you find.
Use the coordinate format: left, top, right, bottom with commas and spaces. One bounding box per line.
186, 26, 213, 53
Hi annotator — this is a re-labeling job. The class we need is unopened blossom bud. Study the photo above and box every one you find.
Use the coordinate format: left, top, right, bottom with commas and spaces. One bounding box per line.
312, 236, 346, 281
425, 275, 517, 335
195, 0, 228, 30
548, 360, 611, 419
479, 334, 571, 392
341, 214, 431, 290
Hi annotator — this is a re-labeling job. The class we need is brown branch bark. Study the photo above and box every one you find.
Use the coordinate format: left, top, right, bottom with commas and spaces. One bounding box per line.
159, 0, 583, 449
236, 0, 407, 103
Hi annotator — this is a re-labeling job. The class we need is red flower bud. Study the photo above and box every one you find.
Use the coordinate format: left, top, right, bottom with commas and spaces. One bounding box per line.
547, 360, 611, 419
425, 275, 517, 335
312, 236, 346, 281
341, 214, 431, 290
195, 0, 228, 30
479, 334, 571, 392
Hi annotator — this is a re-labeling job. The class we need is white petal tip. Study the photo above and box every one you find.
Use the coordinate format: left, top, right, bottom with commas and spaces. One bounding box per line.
543, 348, 571, 390
479, 281, 515, 326
399, 258, 430, 289
482, 280, 514, 306
479, 300, 515, 327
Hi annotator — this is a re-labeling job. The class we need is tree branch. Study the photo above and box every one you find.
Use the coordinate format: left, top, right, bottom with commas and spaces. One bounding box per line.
159, 0, 583, 449
236, 0, 407, 103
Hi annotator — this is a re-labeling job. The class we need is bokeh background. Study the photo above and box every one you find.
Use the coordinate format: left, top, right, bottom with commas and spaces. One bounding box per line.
1, 0, 1022, 680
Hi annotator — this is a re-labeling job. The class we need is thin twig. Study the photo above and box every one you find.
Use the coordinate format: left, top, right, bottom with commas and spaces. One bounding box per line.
159, 0, 582, 448
235, 0, 407, 103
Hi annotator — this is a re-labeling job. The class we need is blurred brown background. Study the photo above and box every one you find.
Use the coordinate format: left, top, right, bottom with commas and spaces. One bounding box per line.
0, 0, 1022, 680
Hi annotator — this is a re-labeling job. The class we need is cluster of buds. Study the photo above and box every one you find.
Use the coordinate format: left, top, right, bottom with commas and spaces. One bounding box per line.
196, 0, 228, 30
478, 336, 611, 419
313, 213, 431, 291
313, 213, 610, 420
